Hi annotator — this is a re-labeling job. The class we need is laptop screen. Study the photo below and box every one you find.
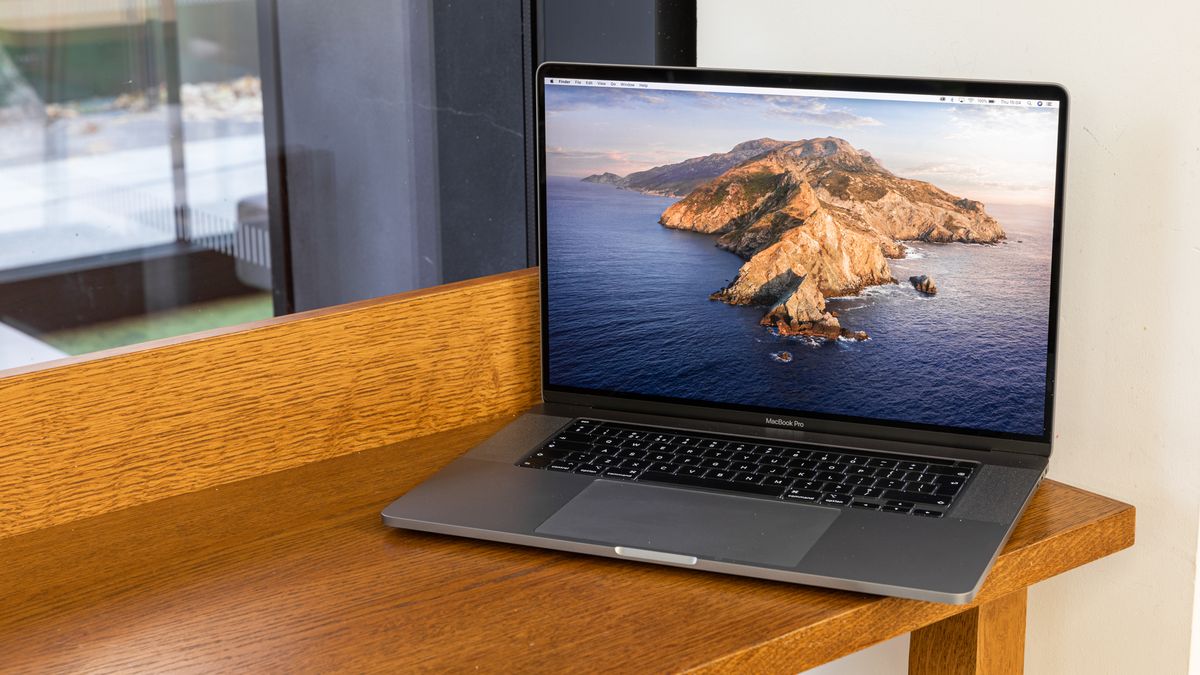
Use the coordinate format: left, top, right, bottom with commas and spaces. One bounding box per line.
539, 67, 1065, 442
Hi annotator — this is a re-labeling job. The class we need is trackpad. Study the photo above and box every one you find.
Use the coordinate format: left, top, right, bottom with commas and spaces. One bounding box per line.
535, 480, 839, 568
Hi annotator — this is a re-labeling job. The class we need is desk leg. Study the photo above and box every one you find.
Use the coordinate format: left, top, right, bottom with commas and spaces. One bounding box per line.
908, 589, 1027, 675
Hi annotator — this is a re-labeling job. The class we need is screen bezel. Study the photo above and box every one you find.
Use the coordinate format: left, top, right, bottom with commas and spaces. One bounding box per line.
536, 62, 1068, 456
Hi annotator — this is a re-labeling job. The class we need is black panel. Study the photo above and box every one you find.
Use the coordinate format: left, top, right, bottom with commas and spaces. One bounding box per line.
431, 2, 529, 283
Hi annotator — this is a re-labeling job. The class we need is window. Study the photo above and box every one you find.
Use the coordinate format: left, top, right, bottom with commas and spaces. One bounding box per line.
0, 0, 271, 369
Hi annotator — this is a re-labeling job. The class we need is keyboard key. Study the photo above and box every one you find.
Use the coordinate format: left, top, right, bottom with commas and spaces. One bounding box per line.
732, 452, 759, 462
851, 486, 885, 499
575, 464, 601, 475
760, 456, 789, 466
639, 471, 786, 497
762, 476, 792, 488
704, 449, 731, 460
519, 455, 551, 469
793, 480, 823, 491
885, 500, 915, 509
881, 504, 910, 514
648, 434, 675, 444
757, 465, 787, 475
676, 456, 701, 466
621, 460, 647, 471
784, 488, 822, 502
734, 472, 764, 484
821, 494, 850, 505
547, 461, 577, 472
883, 490, 953, 507
816, 471, 845, 482
818, 462, 843, 473
874, 479, 906, 490
850, 501, 879, 510
677, 466, 706, 477
702, 459, 730, 470
731, 462, 757, 473
866, 458, 898, 469
601, 467, 639, 479
925, 465, 972, 478
555, 432, 592, 443
844, 475, 874, 486
707, 470, 733, 481
789, 458, 819, 469
900, 462, 929, 473
778, 448, 811, 460
544, 439, 590, 452
912, 508, 944, 518
823, 483, 852, 494
698, 439, 728, 451
649, 462, 677, 473
620, 430, 648, 440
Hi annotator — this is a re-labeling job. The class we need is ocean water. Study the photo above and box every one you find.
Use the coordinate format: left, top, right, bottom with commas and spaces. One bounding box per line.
545, 176, 1053, 437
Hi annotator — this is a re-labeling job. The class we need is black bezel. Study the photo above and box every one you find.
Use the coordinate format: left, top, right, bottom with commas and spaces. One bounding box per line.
535, 62, 1068, 456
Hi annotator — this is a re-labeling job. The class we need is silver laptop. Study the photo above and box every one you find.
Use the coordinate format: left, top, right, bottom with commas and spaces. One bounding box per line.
383, 63, 1068, 604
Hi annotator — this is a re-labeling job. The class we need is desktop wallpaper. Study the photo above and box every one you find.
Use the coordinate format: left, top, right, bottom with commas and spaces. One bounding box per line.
543, 83, 1060, 437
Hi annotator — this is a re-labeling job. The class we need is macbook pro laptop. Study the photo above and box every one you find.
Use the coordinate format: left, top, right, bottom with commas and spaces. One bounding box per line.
383, 63, 1068, 604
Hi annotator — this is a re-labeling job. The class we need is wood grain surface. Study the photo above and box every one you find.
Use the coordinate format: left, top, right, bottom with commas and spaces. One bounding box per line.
0, 417, 1135, 674
0, 268, 541, 539
909, 590, 1027, 675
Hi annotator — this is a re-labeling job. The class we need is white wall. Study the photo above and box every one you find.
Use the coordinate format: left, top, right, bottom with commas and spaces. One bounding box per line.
697, 1, 1200, 672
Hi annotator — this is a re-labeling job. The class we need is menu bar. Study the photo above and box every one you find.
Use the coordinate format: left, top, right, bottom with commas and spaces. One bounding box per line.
545, 78, 1058, 108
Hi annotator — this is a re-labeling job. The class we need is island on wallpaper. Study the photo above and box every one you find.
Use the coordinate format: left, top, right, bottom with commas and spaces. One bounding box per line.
584, 135, 1008, 339
544, 84, 1059, 435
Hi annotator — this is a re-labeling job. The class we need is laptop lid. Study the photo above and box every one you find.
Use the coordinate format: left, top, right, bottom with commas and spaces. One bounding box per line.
535, 63, 1067, 457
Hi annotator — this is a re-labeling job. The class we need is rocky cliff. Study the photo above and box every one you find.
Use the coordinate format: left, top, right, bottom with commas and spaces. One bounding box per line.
661, 137, 1004, 339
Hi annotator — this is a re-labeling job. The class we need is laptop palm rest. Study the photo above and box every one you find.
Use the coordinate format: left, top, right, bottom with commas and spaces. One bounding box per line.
534, 480, 840, 568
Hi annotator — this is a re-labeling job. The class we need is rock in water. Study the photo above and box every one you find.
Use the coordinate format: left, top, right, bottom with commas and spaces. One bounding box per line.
910, 274, 938, 295
758, 275, 868, 341
580, 172, 622, 185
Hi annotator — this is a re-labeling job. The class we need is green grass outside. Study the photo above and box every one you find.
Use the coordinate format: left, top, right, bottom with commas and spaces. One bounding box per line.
42, 292, 274, 355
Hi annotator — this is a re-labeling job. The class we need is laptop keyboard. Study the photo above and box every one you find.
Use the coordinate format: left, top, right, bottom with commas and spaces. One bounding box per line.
516, 419, 978, 517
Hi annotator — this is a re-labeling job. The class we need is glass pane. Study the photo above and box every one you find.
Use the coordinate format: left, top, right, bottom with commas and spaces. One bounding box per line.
0, 0, 271, 370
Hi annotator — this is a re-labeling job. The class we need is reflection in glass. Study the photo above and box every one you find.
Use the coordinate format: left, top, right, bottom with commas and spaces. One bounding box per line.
0, 0, 271, 370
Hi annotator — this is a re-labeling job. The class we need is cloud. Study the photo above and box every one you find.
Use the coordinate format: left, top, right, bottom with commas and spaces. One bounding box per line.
544, 86, 670, 111
944, 104, 1058, 140
545, 84, 881, 129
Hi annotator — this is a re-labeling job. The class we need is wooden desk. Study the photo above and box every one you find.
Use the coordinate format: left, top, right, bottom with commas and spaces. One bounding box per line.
0, 269, 1134, 674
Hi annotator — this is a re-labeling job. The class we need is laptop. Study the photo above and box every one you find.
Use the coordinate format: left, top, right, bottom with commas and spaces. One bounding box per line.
383, 63, 1068, 604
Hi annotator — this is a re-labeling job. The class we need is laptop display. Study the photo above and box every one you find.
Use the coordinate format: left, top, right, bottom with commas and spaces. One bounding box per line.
540, 72, 1063, 441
